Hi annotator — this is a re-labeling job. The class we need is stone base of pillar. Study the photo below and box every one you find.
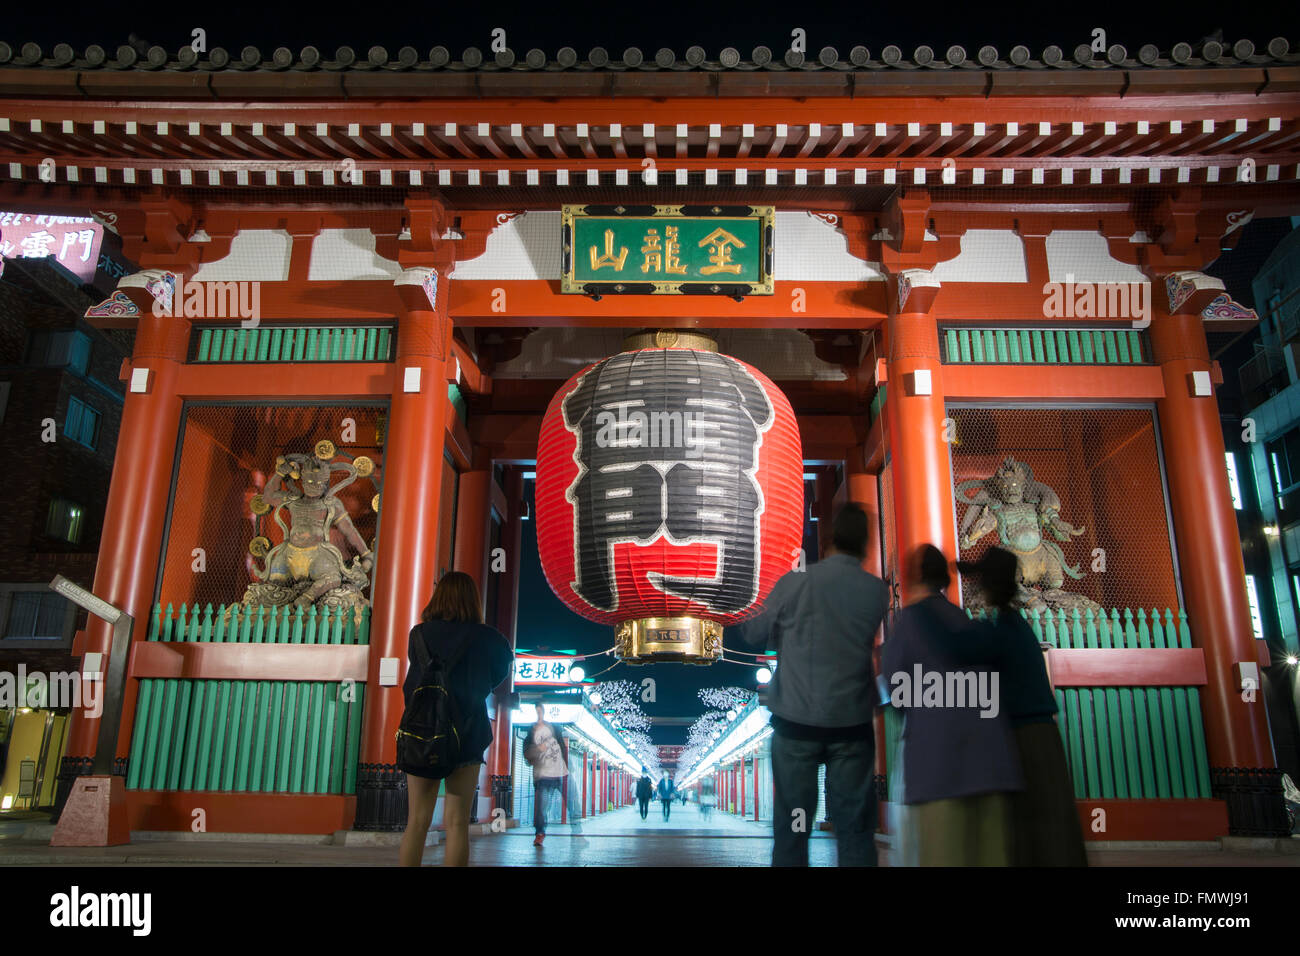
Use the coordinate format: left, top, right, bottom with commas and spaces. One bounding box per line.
52, 755, 128, 823
1211, 767, 1292, 836
353, 763, 408, 831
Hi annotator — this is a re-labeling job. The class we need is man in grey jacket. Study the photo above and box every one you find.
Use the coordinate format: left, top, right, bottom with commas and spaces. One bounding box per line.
738, 503, 890, 866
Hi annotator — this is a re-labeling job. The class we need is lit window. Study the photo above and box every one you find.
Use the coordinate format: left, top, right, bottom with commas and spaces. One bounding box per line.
1225, 452, 1243, 510
1243, 575, 1265, 639
45, 497, 85, 545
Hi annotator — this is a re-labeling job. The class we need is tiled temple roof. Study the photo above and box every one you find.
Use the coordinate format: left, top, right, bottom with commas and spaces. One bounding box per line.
0, 37, 1295, 73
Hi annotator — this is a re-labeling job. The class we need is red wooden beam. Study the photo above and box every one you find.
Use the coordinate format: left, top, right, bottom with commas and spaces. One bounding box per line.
175, 362, 394, 400
127, 791, 356, 835
944, 364, 1166, 401
129, 641, 370, 682
1046, 647, 1207, 687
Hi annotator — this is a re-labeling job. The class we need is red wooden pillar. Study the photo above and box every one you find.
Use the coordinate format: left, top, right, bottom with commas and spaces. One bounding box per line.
740, 756, 746, 817
1150, 292, 1274, 773
355, 267, 454, 828
884, 272, 956, 603
455, 461, 494, 820
62, 301, 190, 786
488, 467, 524, 814
753, 755, 760, 821
581, 752, 588, 819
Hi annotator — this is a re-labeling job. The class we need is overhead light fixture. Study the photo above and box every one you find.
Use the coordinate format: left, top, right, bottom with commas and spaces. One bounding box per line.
569, 665, 586, 682
1264, 525, 1280, 536
756, 667, 773, 684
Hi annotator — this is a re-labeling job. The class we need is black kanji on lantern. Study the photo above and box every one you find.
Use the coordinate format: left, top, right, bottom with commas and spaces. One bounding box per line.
561, 349, 774, 614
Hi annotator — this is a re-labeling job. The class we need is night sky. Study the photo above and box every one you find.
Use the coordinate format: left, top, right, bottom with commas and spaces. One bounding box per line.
1, 2, 1292, 63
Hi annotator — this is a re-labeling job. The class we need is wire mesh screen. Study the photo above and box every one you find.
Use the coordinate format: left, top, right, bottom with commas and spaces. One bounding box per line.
948, 406, 1179, 613
158, 404, 386, 611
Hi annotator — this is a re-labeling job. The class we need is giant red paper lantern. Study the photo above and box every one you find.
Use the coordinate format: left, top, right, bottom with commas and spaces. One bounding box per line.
536, 342, 804, 662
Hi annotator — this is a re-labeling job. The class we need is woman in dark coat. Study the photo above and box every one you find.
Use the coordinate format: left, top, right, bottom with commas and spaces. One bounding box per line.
881, 545, 1023, 865
399, 572, 513, 867
958, 548, 1088, 867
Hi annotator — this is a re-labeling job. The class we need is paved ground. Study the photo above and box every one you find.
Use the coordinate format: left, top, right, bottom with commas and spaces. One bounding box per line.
1, 806, 1297, 866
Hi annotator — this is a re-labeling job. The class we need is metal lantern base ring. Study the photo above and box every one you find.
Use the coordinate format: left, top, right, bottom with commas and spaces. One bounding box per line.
614, 616, 722, 663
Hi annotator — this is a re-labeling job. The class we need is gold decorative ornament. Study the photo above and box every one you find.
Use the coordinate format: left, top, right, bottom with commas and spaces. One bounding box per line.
621, 329, 718, 353
613, 616, 723, 664
248, 536, 272, 558
314, 439, 336, 461
371, 493, 380, 513
249, 494, 270, 515
353, 455, 374, 477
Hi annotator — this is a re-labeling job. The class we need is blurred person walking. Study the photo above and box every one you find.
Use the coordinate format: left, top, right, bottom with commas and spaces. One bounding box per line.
398, 572, 513, 867
881, 546, 1022, 866
523, 703, 582, 846
958, 548, 1088, 867
636, 769, 654, 820
738, 503, 889, 866
657, 774, 675, 820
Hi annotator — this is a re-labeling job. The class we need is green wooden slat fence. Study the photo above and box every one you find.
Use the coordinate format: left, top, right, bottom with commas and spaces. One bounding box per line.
882, 605, 1211, 801
191, 326, 395, 363
126, 603, 370, 795
941, 328, 1149, 365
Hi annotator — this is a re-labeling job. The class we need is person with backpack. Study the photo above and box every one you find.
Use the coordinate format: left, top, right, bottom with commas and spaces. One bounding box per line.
523, 703, 578, 846
635, 769, 654, 820
397, 571, 513, 867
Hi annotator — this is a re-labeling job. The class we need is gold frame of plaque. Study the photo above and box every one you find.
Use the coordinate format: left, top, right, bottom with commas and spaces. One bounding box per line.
614, 616, 723, 664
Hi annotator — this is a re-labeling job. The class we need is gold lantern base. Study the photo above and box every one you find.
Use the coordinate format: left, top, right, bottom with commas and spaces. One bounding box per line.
614, 617, 722, 664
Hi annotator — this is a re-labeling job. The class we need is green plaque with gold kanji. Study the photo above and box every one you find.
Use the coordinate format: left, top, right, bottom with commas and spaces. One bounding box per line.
561, 204, 774, 295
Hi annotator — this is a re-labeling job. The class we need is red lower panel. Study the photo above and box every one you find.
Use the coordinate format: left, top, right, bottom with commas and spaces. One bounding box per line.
1076, 798, 1228, 841
127, 791, 357, 834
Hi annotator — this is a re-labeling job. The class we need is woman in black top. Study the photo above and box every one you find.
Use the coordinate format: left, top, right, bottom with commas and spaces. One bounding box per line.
399, 572, 514, 867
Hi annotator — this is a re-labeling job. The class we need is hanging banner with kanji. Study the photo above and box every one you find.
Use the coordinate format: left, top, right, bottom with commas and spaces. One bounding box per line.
561, 204, 774, 295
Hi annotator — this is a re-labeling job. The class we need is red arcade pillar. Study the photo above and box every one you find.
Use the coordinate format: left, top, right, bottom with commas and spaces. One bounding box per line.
56, 299, 190, 815
1149, 280, 1275, 787
454, 461, 494, 822
740, 757, 747, 817
884, 270, 957, 603
488, 467, 524, 816
753, 756, 760, 821
354, 266, 454, 830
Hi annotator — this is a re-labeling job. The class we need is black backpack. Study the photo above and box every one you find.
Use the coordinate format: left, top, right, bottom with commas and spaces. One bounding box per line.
395, 626, 471, 779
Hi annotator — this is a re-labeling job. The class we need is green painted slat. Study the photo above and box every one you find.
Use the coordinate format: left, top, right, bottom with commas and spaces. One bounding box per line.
1097, 611, 1129, 798
1171, 687, 1198, 797
971, 331, 985, 363
1007, 330, 1021, 363
140, 604, 177, 789
1080, 331, 1095, 363
995, 330, 1010, 362
254, 329, 270, 362
377, 327, 391, 361
1067, 330, 1082, 362
945, 329, 959, 361
263, 682, 286, 793
219, 329, 235, 362
1030, 330, 1045, 363
1116, 330, 1133, 364
196, 329, 213, 362
1020, 329, 1033, 362
1043, 331, 1059, 364
126, 605, 164, 789
276, 681, 299, 792
306, 328, 319, 361
1077, 688, 1100, 798
162, 606, 202, 790
344, 683, 364, 794
269, 328, 283, 362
